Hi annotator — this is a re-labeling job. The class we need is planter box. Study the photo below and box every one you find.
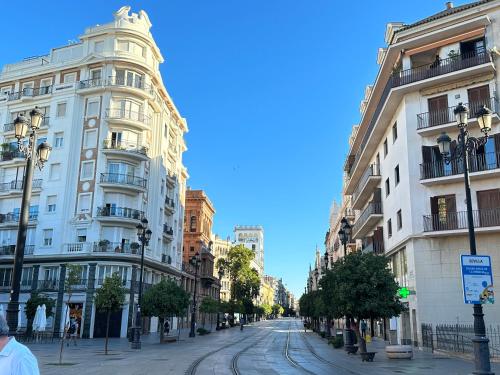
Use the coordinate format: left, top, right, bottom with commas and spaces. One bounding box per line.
385, 345, 413, 359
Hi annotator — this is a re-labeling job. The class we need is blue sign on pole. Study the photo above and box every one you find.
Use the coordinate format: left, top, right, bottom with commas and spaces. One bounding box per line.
461, 255, 494, 305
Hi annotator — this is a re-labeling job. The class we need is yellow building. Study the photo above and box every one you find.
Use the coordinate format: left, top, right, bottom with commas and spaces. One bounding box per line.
212, 235, 232, 302
260, 278, 275, 307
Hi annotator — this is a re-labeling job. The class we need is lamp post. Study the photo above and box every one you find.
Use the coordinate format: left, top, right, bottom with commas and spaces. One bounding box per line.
131, 218, 152, 349
189, 252, 201, 337
216, 266, 224, 330
338, 216, 355, 352
436, 103, 493, 374
6, 107, 52, 335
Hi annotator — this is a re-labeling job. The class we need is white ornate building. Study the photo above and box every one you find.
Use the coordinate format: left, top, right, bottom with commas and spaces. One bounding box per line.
234, 225, 264, 277
0, 7, 188, 338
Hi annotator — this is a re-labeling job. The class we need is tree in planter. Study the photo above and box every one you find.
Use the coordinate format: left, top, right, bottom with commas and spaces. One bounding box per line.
320, 252, 405, 354
25, 293, 55, 336
59, 264, 83, 365
94, 273, 126, 354
199, 297, 219, 331
141, 279, 190, 343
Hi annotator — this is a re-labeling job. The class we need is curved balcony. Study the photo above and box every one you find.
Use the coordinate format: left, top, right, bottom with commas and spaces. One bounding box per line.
96, 206, 144, 226
164, 197, 175, 214
102, 139, 149, 162
78, 77, 155, 100
352, 202, 383, 239
105, 108, 151, 131
163, 224, 174, 241
0, 179, 42, 196
99, 173, 147, 193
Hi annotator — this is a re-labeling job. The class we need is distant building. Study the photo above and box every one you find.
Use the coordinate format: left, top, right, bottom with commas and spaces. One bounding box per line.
212, 234, 232, 302
182, 189, 219, 326
234, 225, 264, 276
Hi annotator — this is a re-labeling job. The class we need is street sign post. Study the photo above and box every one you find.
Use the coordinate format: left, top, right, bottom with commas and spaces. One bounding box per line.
461, 255, 494, 305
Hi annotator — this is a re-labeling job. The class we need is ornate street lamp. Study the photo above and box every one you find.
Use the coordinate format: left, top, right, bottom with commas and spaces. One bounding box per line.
6, 107, 52, 335
337, 216, 356, 353
189, 252, 202, 337
323, 251, 329, 271
436, 103, 492, 373
216, 265, 225, 330
131, 218, 151, 349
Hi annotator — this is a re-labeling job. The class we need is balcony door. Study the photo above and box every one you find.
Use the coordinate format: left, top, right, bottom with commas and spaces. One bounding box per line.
430, 195, 457, 230
477, 189, 500, 227
428, 95, 449, 126
467, 85, 490, 116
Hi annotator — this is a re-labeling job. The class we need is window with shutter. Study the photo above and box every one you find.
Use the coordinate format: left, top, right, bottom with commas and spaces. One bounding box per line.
428, 95, 449, 126
467, 85, 490, 115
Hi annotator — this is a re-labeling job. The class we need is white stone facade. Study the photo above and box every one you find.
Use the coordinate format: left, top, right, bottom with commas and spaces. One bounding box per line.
0, 7, 188, 338
234, 225, 264, 277
338, 0, 500, 346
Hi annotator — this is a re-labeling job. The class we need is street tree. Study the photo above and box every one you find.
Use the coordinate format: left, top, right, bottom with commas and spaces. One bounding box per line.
261, 303, 272, 318
272, 304, 285, 317
141, 279, 190, 342
59, 264, 83, 364
199, 296, 219, 331
217, 245, 261, 319
320, 251, 405, 353
94, 273, 126, 354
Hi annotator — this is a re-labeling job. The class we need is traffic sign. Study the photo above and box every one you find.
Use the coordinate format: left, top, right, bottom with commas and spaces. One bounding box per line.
461, 255, 494, 304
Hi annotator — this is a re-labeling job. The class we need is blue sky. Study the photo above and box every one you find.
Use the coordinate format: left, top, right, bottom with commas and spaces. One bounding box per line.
0, 0, 458, 299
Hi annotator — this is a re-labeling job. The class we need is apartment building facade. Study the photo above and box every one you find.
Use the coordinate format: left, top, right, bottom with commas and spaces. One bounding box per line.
234, 225, 264, 276
182, 189, 219, 326
341, 0, 500, 346
0, 6, 188, 338
212, 234, 232, 302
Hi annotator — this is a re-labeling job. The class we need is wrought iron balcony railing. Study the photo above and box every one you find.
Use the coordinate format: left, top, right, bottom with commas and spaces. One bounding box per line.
105, 109, 151, 126
423, 208, 500, 232
420, 152, 500, 180
352, 202, 383, 235
96, 206, 144, 220
100, 173, 147, 188
417, 97, 498, 130
102, 139, 148, 156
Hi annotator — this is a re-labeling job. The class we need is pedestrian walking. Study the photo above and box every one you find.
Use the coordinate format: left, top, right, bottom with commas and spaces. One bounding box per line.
240, 316, 245, 331
0, 313, 40, 375
68, 318, 78, 347
360, 320, 367, 339
164, 319, 170, 336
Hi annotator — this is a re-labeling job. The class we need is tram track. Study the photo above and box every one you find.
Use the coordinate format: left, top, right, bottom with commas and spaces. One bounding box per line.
299, 323, 363, 375
185, 330, 254, 375
283, 322, 316, 375
230, 329, 273, 375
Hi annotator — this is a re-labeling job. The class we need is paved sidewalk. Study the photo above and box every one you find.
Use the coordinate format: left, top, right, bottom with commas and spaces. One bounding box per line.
306, 330, 500, 375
